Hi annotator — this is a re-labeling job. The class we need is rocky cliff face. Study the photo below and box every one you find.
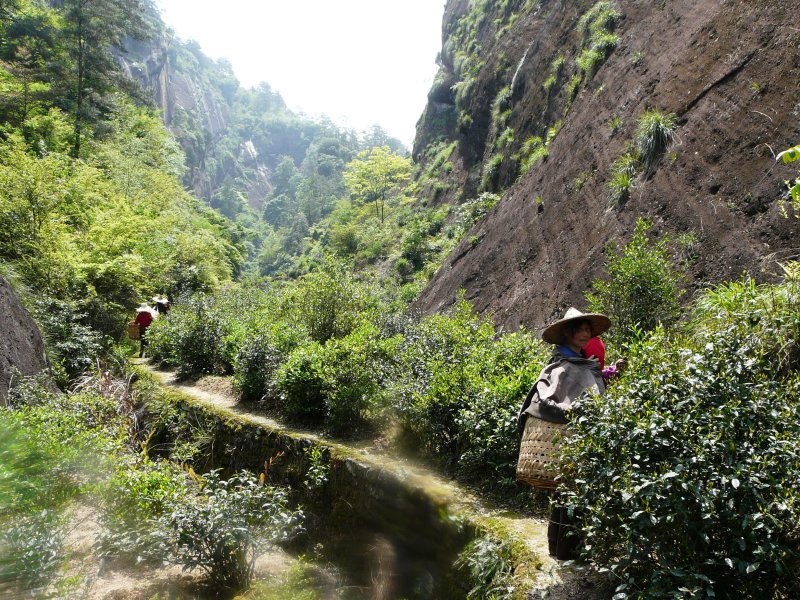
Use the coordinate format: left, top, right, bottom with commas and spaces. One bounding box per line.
0, 277, 53, 405
119, 25, 272, 206
413, 0, 799, 330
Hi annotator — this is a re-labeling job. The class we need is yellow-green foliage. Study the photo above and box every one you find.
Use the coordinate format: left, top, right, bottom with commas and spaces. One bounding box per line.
564, 2, 621, 112
517, 137, 547, 175
776, 145, 799, 216
0, 101, 243, 334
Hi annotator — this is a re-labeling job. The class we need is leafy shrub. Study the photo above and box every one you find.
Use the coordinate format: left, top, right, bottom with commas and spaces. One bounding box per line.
0, 512, 65, 591
454, 193, 501, 237
148, 287, 267, 378
272, 341, 328, 425
692, 265, 800, 377
233, 321, 307, 403
1, 378, 127, 594
586, 218, 684, 349
562, 323, 800, 598
31, 296, 106, 387
97, 458, 192, 565
98, 464, 302, 593
159, 470, 302, 592
315, 324, 399, 436
281, 260, 377, 343
635, 109, 677, 167
390, 300, 547, 485
272, 325, 398, 435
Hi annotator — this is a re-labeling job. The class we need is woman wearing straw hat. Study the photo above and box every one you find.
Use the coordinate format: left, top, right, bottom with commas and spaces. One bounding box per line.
517, 307, 618, 560
133, 302, 157, 358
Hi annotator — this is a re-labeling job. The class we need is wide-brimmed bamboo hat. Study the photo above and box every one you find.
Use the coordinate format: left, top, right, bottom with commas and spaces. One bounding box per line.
541, 307, 611, 344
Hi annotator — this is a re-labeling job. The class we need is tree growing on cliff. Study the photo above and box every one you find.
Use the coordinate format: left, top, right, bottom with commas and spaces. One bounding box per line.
56, 0, 150, 155
343, 146, 411, 225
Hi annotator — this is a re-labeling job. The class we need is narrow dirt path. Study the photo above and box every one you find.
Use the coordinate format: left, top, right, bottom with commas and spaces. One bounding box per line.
136, 360, 609, 599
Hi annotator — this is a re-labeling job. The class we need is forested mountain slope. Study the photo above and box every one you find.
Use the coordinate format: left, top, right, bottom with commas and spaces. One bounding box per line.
118, 11, 405, 274
412, 0, 799, 330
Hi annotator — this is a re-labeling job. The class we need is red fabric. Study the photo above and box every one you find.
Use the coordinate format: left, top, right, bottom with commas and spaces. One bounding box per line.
583, 337, 605, 369
134, 310, 154, 327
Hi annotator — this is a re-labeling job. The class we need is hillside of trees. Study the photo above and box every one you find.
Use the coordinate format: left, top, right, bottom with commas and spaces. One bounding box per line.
2, 1, 800, 598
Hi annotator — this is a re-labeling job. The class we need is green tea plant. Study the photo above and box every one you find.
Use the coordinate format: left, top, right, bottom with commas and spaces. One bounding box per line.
280, 260, 378, 344
561, 317, 800, 598
158, 470, 302, 592
390, 299, 548, 486
1, 376, 128, 595
271, 341, 328, 425
586, 218, 684, 349
233, 319, 307, 403
148, 286, 268, 377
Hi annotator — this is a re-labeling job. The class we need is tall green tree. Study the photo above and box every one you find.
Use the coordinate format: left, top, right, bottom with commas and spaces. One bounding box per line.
343, 146, 411, 224
0, 1, 64, 124
56, 0, 150, 155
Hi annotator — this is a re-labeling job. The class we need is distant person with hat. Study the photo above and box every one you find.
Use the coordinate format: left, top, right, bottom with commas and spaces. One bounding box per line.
152, 295, 170, 316
133, 302, 157, 358
517, 307, 625, 560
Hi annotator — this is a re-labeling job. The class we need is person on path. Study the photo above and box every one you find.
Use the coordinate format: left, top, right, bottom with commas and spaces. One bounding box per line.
152, 295, 170, 316
133, 303, 156, 358
517, 307, 624, 560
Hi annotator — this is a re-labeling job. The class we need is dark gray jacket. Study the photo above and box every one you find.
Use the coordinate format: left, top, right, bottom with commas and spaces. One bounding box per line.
517, 350, 604, 428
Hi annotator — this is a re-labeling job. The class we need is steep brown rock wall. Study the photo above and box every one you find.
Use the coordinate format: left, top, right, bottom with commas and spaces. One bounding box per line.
414, 0, 799, 331
0, 277, 52, 405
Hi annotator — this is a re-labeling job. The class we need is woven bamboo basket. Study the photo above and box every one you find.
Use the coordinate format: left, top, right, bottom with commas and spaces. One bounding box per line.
127, 321, 140, 340
516, 416, 568, 489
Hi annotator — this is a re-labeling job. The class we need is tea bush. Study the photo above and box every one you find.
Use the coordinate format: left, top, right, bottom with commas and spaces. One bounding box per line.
96, 458, 193, 565
692, 266, 800, 378
159, 470, 302, 592
97, 463, 303, 593
562, 310, 800, 597
391, 300, 547, 484
270, 323, 398, 435
456, 535, 516, 600
233, 319, 308, 403
1, 377, 127, 594
587, 218, 684, 349
280, 260, 378, 343
271, 341, 328, 425
315, 323, 400, 435
148, 287, 269, 377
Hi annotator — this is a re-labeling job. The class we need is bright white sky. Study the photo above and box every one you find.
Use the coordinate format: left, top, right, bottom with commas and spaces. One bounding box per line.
154, 0, 445, 148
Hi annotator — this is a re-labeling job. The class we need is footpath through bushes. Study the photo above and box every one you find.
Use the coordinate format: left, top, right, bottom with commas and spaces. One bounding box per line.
147, 261, 549, 493
149, 256, 800, 598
